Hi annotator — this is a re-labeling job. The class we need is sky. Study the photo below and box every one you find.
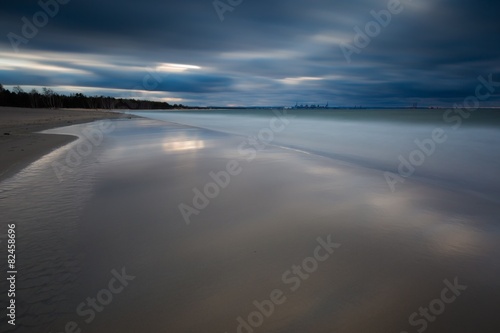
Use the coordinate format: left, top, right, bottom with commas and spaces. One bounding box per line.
1, 0, 499, 107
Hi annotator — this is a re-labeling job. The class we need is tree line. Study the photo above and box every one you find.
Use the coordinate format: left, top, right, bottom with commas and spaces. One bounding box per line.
0, 84, 186, 110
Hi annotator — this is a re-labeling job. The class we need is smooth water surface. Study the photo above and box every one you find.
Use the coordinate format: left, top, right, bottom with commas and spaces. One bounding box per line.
1, 111, 499, 332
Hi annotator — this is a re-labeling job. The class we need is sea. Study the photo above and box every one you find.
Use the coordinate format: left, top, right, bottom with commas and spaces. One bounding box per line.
1, 108, 499, 332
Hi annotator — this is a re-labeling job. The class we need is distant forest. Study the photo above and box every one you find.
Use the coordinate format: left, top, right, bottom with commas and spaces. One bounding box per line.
0, 84, 186, 110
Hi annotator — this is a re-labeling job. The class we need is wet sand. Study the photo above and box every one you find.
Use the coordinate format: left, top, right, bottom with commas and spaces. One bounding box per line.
1, 117, 499, 332
0, 107, 133, 181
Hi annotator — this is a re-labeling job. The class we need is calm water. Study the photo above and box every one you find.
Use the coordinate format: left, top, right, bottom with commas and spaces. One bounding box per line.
1, 109, 499, 332
133, 108, 500, 201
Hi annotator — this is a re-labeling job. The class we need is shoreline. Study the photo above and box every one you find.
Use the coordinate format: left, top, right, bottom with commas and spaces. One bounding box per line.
0, 106, 136, 182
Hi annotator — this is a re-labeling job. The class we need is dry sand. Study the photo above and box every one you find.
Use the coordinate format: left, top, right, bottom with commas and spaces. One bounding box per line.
0, 107, 133, 181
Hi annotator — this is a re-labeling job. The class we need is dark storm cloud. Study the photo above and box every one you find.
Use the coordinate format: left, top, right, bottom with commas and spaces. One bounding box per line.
1, 0, 499, 106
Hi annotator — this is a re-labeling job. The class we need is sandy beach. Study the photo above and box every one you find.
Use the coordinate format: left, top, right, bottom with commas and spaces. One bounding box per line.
1, 0, 498, 331
1, 112, 500, 333
0, 107, 133, 181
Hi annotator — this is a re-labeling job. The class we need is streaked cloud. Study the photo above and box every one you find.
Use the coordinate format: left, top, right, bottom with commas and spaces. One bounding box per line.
0, 0, 498, 106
